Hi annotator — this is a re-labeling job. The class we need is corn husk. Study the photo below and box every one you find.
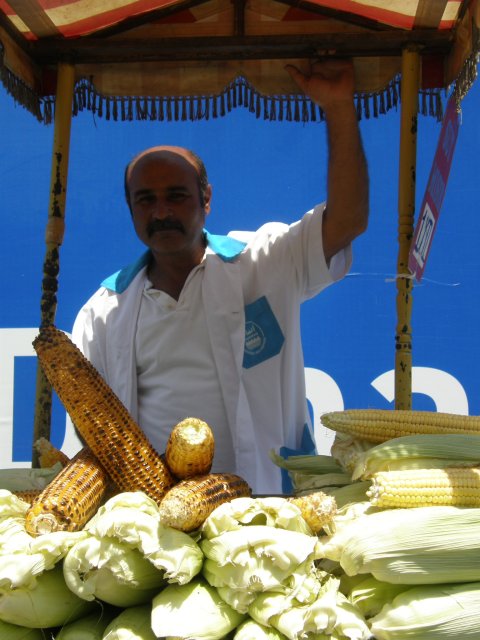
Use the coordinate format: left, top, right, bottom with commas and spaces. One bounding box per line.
201, 496, 312, 539
346, 575, 409, 618
233, 618, 288, 639
63, 534, 166, 607
248, 571, 341, 640
0, 564, 96, 628
55, 606, 121, 639
85, 491, 203, 584
0, 619, 45, 639
151, 578, 245, 640
319, 506, 480, 584
370, 581, 480, 639
351, 433, 480, 480
102, 604, 157, 640
201, 525, 318, 596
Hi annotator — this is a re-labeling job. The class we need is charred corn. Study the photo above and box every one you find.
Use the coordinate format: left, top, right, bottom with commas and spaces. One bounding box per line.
34, 437, 70, 468
165, 417, 215, 478
288, 491, 337, 533
33, 325, 175, 503
159, 473, 252, 532
25, 446, 111, 535
321, 409, 480, 443
368, 467, 480, 508
13, 489, 42, 505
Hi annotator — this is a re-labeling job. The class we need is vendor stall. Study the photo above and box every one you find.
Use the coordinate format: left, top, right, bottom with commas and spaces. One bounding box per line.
0, 2, 479, 638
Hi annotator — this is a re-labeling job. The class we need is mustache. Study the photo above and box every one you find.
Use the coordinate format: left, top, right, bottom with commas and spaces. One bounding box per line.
146, 218, 185, 237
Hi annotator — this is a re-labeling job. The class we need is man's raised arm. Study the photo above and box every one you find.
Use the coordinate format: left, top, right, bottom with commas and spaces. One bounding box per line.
286, 59, 369, 263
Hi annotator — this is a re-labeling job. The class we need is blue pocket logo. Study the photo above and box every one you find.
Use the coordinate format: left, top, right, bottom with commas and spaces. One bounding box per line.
243, 296, 285, 368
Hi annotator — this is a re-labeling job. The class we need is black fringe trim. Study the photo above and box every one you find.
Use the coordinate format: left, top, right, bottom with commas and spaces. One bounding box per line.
0, 57, 448, 126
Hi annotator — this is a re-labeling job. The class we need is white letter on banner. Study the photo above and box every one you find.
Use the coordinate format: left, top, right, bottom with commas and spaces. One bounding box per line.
371, 366, 469, 414
305, 367, 344, 454
0, 328, 82, 468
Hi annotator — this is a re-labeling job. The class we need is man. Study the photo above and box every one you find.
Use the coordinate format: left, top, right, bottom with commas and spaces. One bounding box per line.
72, 59, 369, 494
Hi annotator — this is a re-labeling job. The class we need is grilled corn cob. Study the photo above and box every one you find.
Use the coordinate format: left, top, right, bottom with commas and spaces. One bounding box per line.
288, 491, 337, 533
165, 417, 215, 478
34, 437, 70, 468
13, 489, 42, 505
159, 473, 252, 532
321, 409, 480, 443
33, 325, 175, 503
368, 467, 480, 508
25, 446, 111, 535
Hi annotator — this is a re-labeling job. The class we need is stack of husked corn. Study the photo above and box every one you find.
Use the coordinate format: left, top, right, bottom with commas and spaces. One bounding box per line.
274, 407, 480, 638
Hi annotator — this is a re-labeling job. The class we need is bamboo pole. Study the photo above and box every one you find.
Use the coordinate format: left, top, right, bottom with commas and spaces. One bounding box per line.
395, 47, 420, 410
32, 62, 75, 467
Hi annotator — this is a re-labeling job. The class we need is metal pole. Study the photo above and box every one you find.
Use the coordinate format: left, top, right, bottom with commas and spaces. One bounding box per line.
395, 47, 420, 410
32, 62, 75, 467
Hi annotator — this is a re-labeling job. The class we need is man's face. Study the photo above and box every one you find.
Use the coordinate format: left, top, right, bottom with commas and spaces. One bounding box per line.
127, 150, 211, 260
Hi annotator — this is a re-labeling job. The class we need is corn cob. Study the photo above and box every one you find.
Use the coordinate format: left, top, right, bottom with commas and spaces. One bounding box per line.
321, 409, 480, 443
165, 417, 215, 478
34, 437, 70, 468
158, 473, 252, 532
368, 467, 480, 508
288, 491, 337, 533
33, 325, 175, 503
13, 489, 42, 505
25, 446, 111, 535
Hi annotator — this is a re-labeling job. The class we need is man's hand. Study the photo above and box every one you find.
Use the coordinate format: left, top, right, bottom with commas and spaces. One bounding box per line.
285, 59, 355, 115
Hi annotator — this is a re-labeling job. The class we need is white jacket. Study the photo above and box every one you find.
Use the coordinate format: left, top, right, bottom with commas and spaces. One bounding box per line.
72, 204, 351, 494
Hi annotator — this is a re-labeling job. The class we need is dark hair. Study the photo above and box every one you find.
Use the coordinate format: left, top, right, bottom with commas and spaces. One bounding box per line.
124, 148, 209, 210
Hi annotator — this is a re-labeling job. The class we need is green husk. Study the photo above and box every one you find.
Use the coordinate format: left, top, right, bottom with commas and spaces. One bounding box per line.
55, 606, 121, 639
330, 436, 374, 474
0, 619, 45, 639
319, 506, 480, 584
63, 535, 166, 607
201, 496, 312, 539
102, 604, 156, 640
346, 575, 409, 618
85, 491, 203, 584
0, 564, 96, 628
351, 433, 480, 480
151, 578, 245, 640
269, 451, 344, 474
201, 525, 318, 594
370, 581, 480, 639
316, 482, 371, 508
233, 618, 288, 639
248, 571, 340, 640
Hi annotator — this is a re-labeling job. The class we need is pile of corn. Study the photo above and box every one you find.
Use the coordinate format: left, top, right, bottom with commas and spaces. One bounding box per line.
273, 407, 480, 638
2, 325, 480, 638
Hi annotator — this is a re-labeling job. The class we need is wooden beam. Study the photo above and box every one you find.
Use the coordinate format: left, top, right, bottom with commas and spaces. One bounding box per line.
413, 0, 449, 28
28, 30, 452, 65
7, 0, 60, 38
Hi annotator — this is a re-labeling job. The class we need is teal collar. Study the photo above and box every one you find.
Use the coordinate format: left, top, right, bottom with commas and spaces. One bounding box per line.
101, 230, 246, 293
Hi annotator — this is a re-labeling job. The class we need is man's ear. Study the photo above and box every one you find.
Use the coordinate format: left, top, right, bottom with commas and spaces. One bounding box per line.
203, 184, 213, 214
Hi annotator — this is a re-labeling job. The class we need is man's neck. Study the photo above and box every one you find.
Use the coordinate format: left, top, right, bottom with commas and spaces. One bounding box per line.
147, 250, 204, 300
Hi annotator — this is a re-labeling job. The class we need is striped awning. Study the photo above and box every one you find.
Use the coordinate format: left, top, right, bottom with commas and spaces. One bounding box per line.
0, 0, 478, 123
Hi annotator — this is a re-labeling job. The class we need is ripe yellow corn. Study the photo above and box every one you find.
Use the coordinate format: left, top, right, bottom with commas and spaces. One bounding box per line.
368, 467, 480, 508
165, 417, 215, 479
25, 446, 111, 535
33, 325, 175, 503
159, 473, 252, 532
34, 437, 70, 468
321, 409, 480, 443
288, 491, 337, 533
